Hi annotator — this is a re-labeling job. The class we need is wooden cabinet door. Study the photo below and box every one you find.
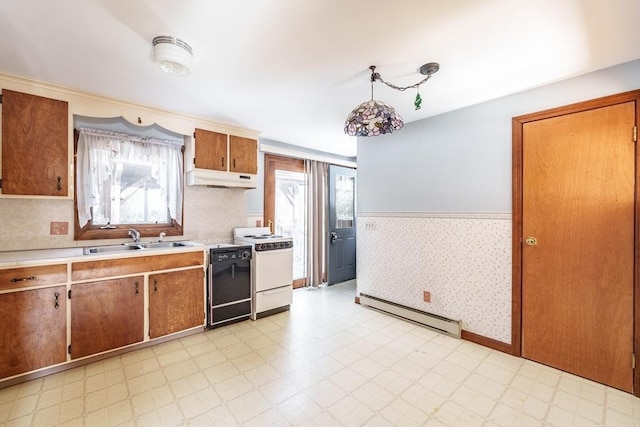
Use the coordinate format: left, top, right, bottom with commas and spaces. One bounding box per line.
194, 128, 227, 171
229, 135, 258, 174
0, 286, 67, 378
1, 89, 68, 196
149, 268, 204, 338
70, 277, 144, 359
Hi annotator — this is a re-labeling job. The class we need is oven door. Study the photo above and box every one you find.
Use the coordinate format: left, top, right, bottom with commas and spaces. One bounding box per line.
254, 248, 293, 292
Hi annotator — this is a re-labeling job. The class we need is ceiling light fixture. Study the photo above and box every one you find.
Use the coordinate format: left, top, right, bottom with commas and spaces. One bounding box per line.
152, 36, 193, 76
344, 62, 439, 137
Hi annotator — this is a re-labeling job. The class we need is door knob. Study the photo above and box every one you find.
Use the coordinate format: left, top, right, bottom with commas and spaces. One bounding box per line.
330, 231, 337, 244
525, 237, 538, 246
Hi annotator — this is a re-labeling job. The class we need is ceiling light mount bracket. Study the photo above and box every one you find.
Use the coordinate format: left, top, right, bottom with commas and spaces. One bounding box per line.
420, 62, 440, 76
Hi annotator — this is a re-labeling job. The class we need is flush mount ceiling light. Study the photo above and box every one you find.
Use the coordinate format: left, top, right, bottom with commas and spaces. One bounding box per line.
152, 36, 193, 76
344, 62, 439, 137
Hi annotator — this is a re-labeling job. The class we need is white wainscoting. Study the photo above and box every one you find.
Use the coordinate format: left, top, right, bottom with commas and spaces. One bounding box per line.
356, 212, 512, 344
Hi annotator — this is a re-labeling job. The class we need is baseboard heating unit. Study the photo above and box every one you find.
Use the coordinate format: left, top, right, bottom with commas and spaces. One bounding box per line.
359, 293, 461, 339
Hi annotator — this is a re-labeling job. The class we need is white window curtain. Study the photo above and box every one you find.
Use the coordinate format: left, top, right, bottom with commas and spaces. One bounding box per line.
304, 159, 328, 287
76, 127, 183, 227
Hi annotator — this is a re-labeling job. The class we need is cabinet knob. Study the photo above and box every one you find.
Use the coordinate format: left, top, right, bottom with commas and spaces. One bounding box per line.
56, 176, 62, 191
154, 279, 158, 292
135, 281, 139, 295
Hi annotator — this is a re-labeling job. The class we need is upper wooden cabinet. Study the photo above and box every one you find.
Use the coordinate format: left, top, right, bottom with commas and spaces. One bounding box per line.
194, 129, 227, 171
1, 89, 69, 196
188, 128, 258, 188
229, 135, 258, 174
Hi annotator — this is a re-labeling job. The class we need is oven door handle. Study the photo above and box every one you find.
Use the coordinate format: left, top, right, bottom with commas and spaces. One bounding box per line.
262, 287, 290, 295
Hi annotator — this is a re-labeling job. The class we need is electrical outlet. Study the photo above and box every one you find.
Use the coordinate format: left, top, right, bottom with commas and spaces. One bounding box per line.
50, 221, 69, 235
364, 220, 377, 230
423, 291, 431, 303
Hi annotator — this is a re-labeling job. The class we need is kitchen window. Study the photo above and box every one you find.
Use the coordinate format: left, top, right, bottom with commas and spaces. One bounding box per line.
74, 127, 184, 240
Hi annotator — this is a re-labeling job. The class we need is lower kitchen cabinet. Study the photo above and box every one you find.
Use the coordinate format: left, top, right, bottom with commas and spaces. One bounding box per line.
1, 248, 206, 386
0, 286, 67, 378
149, 268, 204, 338
70, 276, 144, 359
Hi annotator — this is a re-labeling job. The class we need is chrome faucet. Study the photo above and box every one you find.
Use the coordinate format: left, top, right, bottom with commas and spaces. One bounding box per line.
159, 232, 166, 242
128, 228, 141, 243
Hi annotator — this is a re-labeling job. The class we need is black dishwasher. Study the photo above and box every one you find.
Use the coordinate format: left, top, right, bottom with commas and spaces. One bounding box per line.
207, 245, 252, 328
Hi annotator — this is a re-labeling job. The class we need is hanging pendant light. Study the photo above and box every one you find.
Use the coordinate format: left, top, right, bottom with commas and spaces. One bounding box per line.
344, 63, 439, 137
344, 66, 403, 137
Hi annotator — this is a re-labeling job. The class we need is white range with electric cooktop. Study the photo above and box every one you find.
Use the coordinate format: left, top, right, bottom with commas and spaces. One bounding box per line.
233, 227, 294, 320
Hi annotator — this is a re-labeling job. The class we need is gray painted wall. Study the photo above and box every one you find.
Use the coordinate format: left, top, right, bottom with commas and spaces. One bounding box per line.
357, 60, 640, 213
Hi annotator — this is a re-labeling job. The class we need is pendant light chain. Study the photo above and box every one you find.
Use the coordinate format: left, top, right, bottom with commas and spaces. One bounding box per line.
374, 73, 434, 92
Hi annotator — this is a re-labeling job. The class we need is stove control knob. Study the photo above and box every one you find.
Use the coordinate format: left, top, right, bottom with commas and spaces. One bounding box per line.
241, 251, 251, 259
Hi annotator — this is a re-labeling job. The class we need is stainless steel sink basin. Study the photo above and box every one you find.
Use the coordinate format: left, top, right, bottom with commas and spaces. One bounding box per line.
83, 241, 188, 255
139, 242, 186, 249
83, 244, 143, 254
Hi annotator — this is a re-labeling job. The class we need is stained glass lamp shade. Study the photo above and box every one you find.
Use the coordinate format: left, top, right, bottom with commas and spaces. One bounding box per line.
344, 100, 404, 137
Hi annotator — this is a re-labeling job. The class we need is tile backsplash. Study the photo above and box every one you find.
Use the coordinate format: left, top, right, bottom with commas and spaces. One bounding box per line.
0, 186, 250, 252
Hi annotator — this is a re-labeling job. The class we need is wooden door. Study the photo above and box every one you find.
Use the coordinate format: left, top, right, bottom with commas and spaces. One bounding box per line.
70, 277, 144, 359
0, 286, 67, 378
229, 136, 258, 174
521, 101, 635, 392
1, 89, 68, 196
194, 128, 227, 171
149, 268, 204, 338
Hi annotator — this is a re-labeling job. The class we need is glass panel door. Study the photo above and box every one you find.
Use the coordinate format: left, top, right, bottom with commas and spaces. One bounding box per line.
274, 169, 307, 280
264, 154, 307, 288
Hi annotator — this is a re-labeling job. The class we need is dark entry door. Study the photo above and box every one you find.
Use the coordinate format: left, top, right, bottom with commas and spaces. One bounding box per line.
327, 165, 356, 285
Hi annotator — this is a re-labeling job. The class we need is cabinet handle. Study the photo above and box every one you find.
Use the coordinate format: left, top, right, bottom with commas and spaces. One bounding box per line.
10, 276, 37, 283
54, 292, 60, 309
153, 279, 158, 292
135, 281, 139, 295
221, 157, 225, 167
56, 176, 62, 191
233, 159, 236, 169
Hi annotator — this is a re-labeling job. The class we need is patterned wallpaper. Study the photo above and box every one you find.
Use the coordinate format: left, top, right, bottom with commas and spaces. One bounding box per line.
356, 213, 512, 344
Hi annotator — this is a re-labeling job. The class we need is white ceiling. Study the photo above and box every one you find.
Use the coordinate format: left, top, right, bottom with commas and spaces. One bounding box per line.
1, 1, 639, 157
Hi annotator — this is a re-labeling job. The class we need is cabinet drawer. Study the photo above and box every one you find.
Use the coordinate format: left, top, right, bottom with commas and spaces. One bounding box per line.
0, 264, 67, 291
71, 250, 204, 281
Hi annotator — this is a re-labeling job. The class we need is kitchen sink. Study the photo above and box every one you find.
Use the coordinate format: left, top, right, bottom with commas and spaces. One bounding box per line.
139, 242, 186, 249
83, 241, 189, 255
83, 244, 143, 254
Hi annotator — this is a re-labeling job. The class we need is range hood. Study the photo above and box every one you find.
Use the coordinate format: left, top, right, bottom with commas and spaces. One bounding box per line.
186, 169, 257, 189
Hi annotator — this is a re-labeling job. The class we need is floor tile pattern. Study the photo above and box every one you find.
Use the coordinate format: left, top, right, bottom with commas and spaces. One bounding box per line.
1, 282, 639, 426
